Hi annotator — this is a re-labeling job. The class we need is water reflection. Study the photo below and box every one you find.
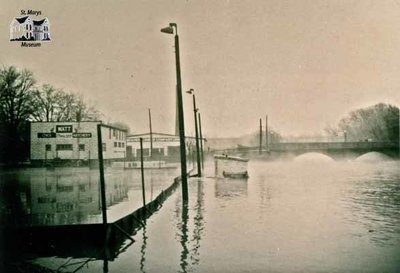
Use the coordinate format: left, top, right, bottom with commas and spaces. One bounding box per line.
178, 200, 190, 273
214, 178, 248, 199
140, 222, 148, 273
1, 167, 182, 228
174, 179, 206, 273
40, 170, 125, 225
190, 180, 205, 266
0, 168, 130, 226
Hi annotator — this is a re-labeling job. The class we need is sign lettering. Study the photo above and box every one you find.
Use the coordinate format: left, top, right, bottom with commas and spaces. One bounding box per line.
38, 132, 56, 138
72, 132, 92, 138
56, 125, 73, 133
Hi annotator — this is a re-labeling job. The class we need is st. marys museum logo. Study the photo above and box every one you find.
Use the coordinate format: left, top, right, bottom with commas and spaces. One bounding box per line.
9, 10, 51, 47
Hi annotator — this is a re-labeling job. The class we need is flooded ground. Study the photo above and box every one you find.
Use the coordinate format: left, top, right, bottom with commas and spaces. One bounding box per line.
0, 166, 179, 226
3, 156, 400, 272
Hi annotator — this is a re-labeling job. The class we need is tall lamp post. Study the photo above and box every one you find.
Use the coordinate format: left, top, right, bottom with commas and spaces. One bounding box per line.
161, 23, 188, 201
198, 112, 204, 169
186, 89, 201, 177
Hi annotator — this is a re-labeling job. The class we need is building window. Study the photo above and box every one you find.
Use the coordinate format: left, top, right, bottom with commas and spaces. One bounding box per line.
114, 142, 117, 148
122, 142, 125, 148
109, 128, 111, 139
102, 143, 106, 152
113, 129, 116, 137
56, 144, 73, 151
118, 142, 121, 148
45, 144, 51, 151
79, 144, 85, 151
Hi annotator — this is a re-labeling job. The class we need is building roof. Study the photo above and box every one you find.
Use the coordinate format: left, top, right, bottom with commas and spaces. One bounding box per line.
33, 19, 46, 26
128, 132, 206, 141
128, 132, 177, 138
30, 121, 128, 132
16, 16, 29, 24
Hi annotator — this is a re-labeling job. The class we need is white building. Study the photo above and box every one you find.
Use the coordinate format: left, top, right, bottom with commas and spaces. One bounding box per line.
10, 16, 50, 41
126, 132, 205, 162
30, 121, 127, 166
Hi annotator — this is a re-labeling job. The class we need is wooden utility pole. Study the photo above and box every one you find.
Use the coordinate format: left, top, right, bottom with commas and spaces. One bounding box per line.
96, 124, 108, 225
198, 112, 204, 169
265, 115, 269, 152
140, 138, 146, 207
148, 109, 153, 158
259, 118, 262, 154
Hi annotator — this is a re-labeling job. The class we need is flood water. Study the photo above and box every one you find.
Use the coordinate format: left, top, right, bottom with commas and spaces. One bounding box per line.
0, 167, 179, 226
4, 155, 400, 272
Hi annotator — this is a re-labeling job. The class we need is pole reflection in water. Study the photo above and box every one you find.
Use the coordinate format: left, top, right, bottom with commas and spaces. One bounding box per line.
175, 178, 205, 273
179, 200, 189, 273
140, 221, 148, 273
190, 179, 204, 265
103, 247, 109, 273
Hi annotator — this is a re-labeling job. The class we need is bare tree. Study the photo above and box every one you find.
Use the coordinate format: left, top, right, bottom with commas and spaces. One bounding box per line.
31, 84, 62, 122
0, 66, 36, 127
0, 66, 36, 161
327, 103, 399, 142
32, 88, 101, 122
72, 95, 101, 122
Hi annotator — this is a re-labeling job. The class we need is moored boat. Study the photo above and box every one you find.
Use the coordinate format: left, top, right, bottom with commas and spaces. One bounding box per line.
222, 171, 249, 179
214, 154, 249, 178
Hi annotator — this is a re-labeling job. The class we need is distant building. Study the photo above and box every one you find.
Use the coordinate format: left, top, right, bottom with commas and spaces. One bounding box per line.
30, 121, 127, 166
9, 16, 51, 41
126, 132, 205, 162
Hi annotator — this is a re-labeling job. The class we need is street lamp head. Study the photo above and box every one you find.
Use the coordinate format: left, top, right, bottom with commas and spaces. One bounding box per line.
160, 26, 174, 34
185, 88, 194, 94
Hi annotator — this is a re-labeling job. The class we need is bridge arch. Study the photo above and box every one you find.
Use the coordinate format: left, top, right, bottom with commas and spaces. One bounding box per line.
294, 152, 335, 162
355, 151, 393, 161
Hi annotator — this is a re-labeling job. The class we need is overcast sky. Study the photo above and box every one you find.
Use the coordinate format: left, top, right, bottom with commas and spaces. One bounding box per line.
1, 0, 399, 137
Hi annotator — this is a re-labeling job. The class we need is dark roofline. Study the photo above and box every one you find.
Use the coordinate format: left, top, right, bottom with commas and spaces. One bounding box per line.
15, 16, 29, 24
33, 19, 46, 25
128, 132, 206, 141
100, 123, 128, 132
29, 121, 128, 132
128, 132, 176, 138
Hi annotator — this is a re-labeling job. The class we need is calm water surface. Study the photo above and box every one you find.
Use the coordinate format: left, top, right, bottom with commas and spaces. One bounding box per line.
29, 158, 400, 272
0, 167, 179, 226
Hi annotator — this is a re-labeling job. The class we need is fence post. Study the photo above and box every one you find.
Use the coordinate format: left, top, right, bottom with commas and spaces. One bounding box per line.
140, 137, 146, 207
97, 124, 108, 225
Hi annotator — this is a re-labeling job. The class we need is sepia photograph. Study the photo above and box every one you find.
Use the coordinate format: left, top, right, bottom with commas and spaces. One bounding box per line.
0, 0, 399, 272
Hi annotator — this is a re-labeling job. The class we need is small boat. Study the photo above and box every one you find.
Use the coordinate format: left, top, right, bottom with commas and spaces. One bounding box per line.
222, 171, 249, 179
214, 154, 249, 178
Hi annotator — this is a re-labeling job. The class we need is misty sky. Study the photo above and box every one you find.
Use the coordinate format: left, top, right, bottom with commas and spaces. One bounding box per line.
1, 0, 400, 137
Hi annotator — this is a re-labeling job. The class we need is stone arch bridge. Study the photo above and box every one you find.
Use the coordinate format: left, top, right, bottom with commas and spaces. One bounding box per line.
218, 142, 399, 160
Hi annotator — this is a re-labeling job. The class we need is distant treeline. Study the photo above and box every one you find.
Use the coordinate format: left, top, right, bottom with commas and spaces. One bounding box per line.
325, 103, 399, 142
0, 65, 102, 163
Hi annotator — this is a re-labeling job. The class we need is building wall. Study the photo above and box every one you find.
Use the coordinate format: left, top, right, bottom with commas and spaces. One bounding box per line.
100, 125, 127, 160
10, 18, 33, 40
127, 136, 180, 157
30, 122, 126, 162
126, 133, 200, 160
